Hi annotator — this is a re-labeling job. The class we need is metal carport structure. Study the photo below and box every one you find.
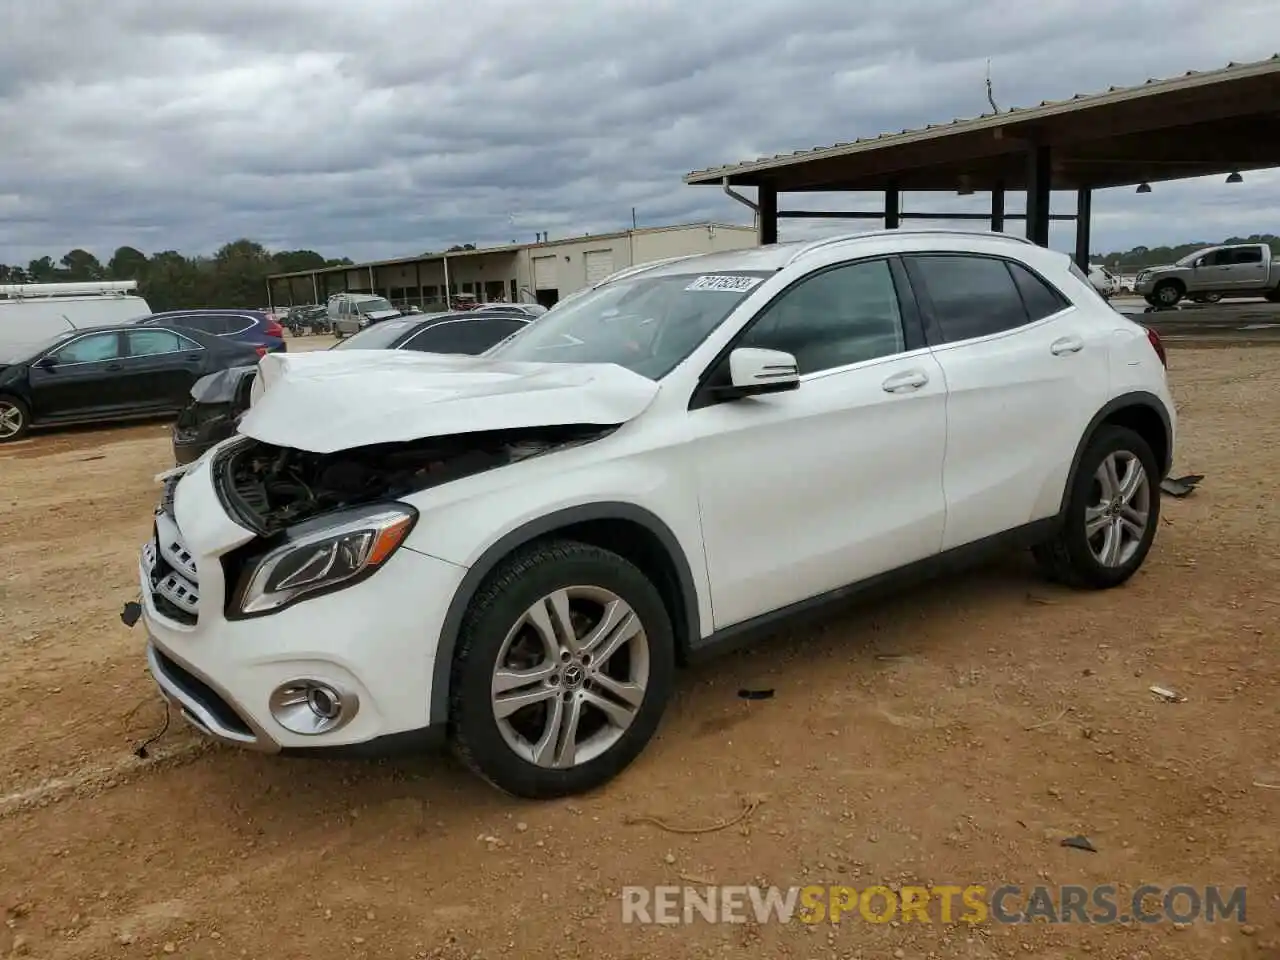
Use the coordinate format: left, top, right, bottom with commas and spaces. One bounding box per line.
684, 55, 1280, 268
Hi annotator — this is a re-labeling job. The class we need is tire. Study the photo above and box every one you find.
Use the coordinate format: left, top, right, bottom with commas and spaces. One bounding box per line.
1266, 288, 1280, 304
1032, 426, 1161, 590
1143, 295, 1157, 306
448, 539, 676, 799
1152, 281, 1183, 308
0, 395, 30, 443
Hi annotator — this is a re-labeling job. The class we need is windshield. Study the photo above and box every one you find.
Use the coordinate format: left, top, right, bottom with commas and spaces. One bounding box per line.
356, 297, 396, 315
1174, 251, 1206, 267
331, 317, 419, 350
487, 271, 770, 379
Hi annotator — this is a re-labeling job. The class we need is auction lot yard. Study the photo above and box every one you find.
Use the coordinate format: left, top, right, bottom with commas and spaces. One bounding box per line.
1, 347, 1277, 959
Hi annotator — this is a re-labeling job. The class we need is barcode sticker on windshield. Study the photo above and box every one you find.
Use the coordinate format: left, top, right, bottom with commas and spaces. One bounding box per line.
685, 275, 762, 293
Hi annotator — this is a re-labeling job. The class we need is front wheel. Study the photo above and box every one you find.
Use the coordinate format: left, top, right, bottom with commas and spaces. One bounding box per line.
1152, 281, 1183, 308
448, 539, 675, 799
0, 395, 30, 443
1032, 426, 1161, 589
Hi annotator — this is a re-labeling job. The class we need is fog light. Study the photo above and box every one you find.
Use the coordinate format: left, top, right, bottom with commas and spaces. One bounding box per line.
268, 680, 357, 735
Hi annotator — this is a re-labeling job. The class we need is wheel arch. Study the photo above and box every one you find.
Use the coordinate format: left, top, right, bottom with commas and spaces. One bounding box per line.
428, 502, 701, 725
1059, 392, 1172, 514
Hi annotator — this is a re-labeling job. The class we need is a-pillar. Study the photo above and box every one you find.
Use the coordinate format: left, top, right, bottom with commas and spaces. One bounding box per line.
757, 184, 778, 246
1074, 188, 1092, 270
1025, 145, 1051, 246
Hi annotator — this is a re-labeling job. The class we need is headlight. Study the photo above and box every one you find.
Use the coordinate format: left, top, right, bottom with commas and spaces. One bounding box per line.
234, 503, 417, 615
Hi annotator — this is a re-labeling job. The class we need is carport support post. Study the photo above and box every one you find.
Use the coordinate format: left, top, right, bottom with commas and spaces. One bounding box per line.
311, 274, 319, 305
991, 181, 1005, 232
884, 186, 900, 229
1024, 145, 1051, 246
1074, 188, 1092, 270
757, 184, 778, 245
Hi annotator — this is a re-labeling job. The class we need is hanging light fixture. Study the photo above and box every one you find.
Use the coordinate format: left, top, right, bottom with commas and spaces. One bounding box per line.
1226, 171, 1243, 184
1136, 182, 1152, 194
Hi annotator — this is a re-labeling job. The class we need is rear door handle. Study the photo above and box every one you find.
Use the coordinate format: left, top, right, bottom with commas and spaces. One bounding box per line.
882, 369, 929, 393
1050, 336, 1084, 356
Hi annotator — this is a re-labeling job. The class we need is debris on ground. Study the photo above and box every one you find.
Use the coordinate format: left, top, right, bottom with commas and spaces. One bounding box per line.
1149, 685, 1187, 703
1060, 835, 1098, 852
624, 797, 764, 834
1161, 474, 1204, 498
737, 688, 775, 700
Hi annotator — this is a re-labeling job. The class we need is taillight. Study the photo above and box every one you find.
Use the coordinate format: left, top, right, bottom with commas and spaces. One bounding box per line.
263, 320, 284, 338
1145, 326, 1167, 368
255, 345, 267, 358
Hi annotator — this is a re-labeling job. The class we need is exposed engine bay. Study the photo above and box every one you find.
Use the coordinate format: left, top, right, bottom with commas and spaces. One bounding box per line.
215, 424, 614, 532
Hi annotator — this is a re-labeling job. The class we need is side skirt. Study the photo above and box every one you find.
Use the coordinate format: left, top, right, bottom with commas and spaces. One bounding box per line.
687, 517, 1061, 663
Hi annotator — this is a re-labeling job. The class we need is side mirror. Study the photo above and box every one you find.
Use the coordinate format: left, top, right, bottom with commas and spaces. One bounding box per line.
35, 355, 58, 370
711, 348, 800, 401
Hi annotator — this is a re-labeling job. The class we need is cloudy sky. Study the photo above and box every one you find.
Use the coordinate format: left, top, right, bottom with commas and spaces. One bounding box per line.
1, 0, 1277, 267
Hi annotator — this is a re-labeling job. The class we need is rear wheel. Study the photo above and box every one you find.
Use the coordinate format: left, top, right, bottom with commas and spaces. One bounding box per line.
0, 395, 30, 442
1033, 426, 1161, 589
1266, 288, 1280, 304
448, 539, 675, 799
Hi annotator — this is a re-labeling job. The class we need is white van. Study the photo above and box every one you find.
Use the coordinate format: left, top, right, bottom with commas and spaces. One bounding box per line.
0, 281, 153, 355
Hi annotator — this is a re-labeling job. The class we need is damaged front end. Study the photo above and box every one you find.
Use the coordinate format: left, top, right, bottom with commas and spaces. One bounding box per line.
173, 366, 258, 466
211, 423, 614, 535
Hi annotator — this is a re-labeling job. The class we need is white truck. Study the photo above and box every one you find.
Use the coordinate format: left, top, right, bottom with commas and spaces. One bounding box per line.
1133, 242, 1280, 308
0, 280, 153, 354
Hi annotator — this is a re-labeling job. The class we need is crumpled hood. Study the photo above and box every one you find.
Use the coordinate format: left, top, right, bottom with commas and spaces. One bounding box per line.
364, 309, 401, 322
1141, 263, 1178, 274
238, 349, 660, 453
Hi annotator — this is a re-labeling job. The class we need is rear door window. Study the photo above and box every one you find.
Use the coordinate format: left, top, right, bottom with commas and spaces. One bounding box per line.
907, 255, 1031, 343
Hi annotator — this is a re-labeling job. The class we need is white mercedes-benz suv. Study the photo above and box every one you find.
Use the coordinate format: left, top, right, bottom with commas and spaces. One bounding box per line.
134, 229, 1175, 799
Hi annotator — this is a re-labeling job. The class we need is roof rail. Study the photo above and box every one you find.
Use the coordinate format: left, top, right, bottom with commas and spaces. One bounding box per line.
0, 280, 139, 298
782, 228, 1034, 268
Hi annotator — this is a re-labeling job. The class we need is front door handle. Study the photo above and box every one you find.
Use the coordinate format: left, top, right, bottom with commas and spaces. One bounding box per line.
882, 369, 929, 393
105, 362, 123, 371
1050, 336, 1084, 356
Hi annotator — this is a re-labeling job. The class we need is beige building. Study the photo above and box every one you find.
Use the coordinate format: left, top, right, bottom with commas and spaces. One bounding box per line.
267, 221, 758, 311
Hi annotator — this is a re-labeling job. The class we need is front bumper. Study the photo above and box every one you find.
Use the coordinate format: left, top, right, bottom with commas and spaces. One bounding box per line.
138, 458, 466, 755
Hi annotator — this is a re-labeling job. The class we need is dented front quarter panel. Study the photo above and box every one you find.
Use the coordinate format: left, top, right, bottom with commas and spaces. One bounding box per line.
239, 350, 661, 453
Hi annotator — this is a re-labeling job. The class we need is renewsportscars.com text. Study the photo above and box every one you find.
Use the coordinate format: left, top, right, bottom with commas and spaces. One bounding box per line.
620, 884, 1247, 925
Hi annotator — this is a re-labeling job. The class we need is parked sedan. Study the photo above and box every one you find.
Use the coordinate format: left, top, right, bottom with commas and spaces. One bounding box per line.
0, 325, 262, 442
136, 309, 287, 354
169, 310, 531, 463
331, 309, 530, 353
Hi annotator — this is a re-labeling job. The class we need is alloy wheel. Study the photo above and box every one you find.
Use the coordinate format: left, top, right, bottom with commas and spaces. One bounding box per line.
0, 402, 23, 440
491, 585, 650, 769
1086, 451, 1151, 567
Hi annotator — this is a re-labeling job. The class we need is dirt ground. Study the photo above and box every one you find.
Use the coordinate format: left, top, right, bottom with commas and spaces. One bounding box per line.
0, 346, 1277, 960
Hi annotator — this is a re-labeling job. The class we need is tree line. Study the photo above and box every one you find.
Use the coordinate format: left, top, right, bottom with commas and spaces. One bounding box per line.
3, 234, 1277, 313
0, 241, 354, 313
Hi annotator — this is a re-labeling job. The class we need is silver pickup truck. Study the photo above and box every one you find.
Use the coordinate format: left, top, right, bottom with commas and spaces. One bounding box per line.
1133, 242, 1280, 307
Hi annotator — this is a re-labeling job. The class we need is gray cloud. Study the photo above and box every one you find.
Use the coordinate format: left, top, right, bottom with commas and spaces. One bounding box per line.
0, 0, 1277, 266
